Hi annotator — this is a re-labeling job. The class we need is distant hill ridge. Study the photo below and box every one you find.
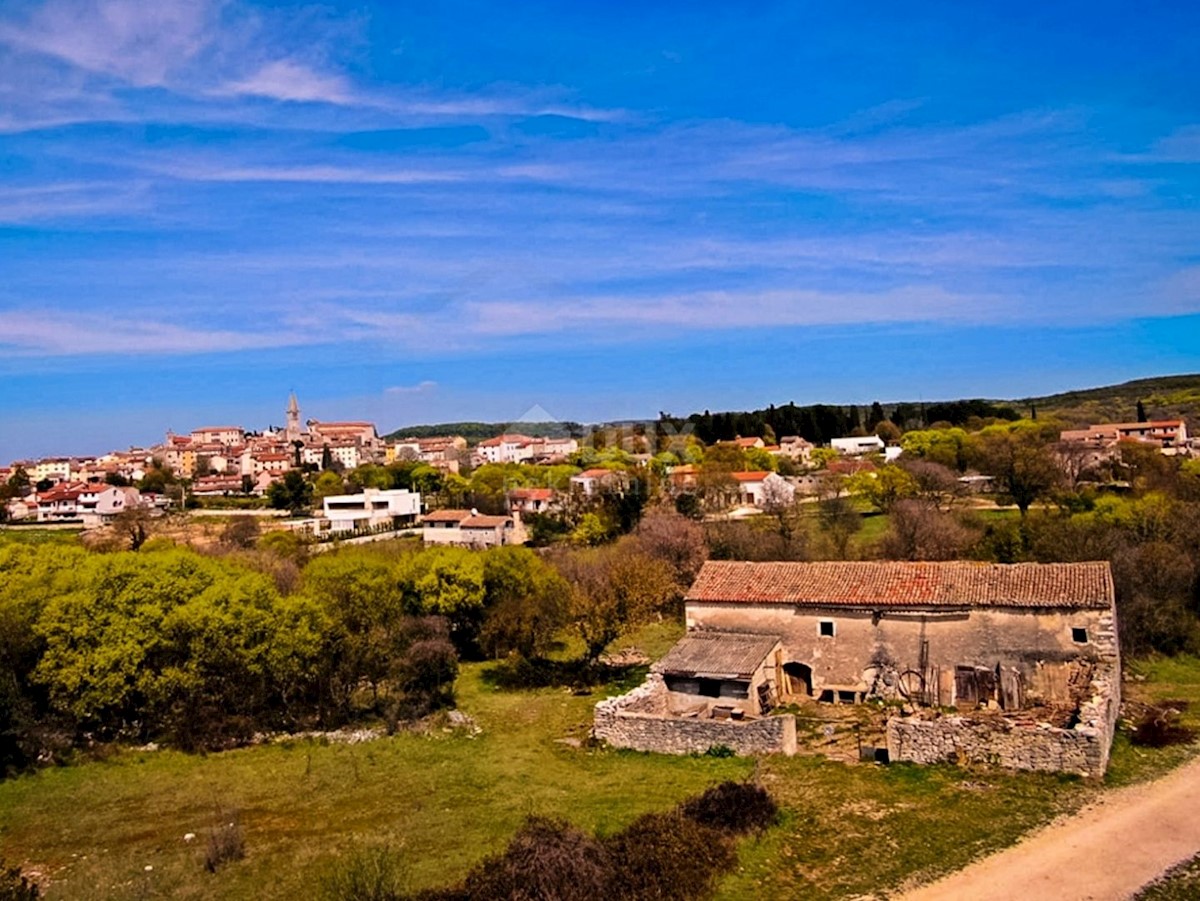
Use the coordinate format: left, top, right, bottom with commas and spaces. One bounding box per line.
383, 374, 1200, 446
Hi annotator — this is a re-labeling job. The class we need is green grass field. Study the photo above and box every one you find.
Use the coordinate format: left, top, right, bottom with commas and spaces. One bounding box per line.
0, 528, 82, 546
3, 639, 1198, 900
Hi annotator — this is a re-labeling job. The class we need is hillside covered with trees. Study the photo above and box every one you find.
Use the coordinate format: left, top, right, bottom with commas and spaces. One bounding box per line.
382, 374, 1200, 447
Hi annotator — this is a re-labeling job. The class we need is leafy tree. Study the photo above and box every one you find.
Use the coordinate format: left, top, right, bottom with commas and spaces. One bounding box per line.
555, 547, 675, 662
899, 428, 972, 471
312, 470, 345, 501
267, 471, 314, 514
847, 464, 917, 513
6, 466, 30, 494
1137, 400, 1148, 423
33, 549, 311, 743
674, 493, 703, 520
874, 420, 901, 443
479, 547, 570, 659
138, 464, 176, 494
397, 546, 486, 651
303, 551, 405, 711
867, 402, 886, 430
972, 424, 1062, 516
744, 447, 777, 472
258, 528, 311, 563
572, 511, 615, 546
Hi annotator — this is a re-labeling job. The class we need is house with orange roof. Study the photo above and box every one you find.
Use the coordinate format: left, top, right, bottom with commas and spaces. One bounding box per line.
595, 560, 1121, 777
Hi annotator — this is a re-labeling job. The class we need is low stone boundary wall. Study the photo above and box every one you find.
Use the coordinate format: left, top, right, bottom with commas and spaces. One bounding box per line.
886, 665, 1120, 778
593, 677, 796, 756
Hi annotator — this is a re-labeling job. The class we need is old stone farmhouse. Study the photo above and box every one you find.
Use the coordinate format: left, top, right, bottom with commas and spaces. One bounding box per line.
595, 560, 1120, 777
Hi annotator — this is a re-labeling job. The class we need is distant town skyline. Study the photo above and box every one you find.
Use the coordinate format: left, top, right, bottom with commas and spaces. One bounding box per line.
2, 1, 1198, 460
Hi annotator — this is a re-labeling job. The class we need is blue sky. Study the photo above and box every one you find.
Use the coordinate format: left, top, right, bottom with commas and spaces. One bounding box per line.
1, 0, 1198, 460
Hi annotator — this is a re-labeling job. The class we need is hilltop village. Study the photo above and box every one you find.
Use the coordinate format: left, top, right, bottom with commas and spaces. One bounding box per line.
1, 393, 1193, 548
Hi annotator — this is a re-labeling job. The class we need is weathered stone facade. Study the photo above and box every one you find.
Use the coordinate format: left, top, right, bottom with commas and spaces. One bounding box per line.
686, 603, 1115, 707
593, 675, 797, 756
886, 657, 1120, 778
596, 562, 1121, 775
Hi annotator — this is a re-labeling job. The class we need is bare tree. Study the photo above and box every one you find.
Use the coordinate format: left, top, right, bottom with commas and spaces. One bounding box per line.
879, 500, 976, 561
631, 508, 708, 589
900, 459, 965, 511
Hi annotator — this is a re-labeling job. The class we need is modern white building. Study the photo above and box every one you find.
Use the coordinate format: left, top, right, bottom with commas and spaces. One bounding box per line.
831, 435, 886, 456
322, 488, 422, 533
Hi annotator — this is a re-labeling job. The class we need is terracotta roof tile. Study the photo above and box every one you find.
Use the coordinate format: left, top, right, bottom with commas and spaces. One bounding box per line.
461, 515, 513, 528
423, 509, 473, 523
509, 488, 555, 500
686, 561, 1114, 610
731, 471, 770, 482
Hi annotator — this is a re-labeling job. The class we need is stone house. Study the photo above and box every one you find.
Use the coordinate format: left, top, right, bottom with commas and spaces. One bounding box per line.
685, 561, 1116, 709
596, 560, 1120, 776
421, 509, 527, 547
653, 631, 784, 719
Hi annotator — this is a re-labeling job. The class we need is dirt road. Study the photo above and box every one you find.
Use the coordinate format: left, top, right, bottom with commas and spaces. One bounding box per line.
896, 756, 1200, 901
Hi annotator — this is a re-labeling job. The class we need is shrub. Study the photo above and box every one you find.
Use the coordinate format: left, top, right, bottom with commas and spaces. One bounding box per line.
204, 812, 246, 873
0, 859, 38, 901
395, 783, 778, 900
459, 816, 611, 901
603, 811, 734, 901
319, 843, 407, 901
1130, 704, 1197, 748
679, 781, 779, 834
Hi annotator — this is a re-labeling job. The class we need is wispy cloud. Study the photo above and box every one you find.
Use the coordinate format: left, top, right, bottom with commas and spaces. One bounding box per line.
0, 310, 324, 356
158, 162, 465, 185
0, 0, 218, 87
385, 380, 438, 395
0, 0, 626, 131
220, 59, 354, 105
0, 181, 150, 222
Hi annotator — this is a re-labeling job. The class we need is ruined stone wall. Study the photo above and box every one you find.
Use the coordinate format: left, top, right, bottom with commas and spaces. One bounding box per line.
593, 676, 797, 757
886, 661, 1120, 778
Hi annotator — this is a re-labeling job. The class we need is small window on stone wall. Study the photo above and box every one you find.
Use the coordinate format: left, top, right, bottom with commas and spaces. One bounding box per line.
819, 620, 835, 637
1072, 627, 1089, 644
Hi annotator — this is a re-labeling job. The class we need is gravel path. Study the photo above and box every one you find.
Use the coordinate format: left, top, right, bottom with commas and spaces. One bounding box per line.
897, 756, 1200, 901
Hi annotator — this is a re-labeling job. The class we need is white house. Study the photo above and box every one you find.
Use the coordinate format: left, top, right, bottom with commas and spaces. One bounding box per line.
570, 468, 621, 496
322, 488, 422, 534
475, 434, 537, 464
831, 435, 885, 456
77, 485, 142, 527
731, 471, 795, 508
